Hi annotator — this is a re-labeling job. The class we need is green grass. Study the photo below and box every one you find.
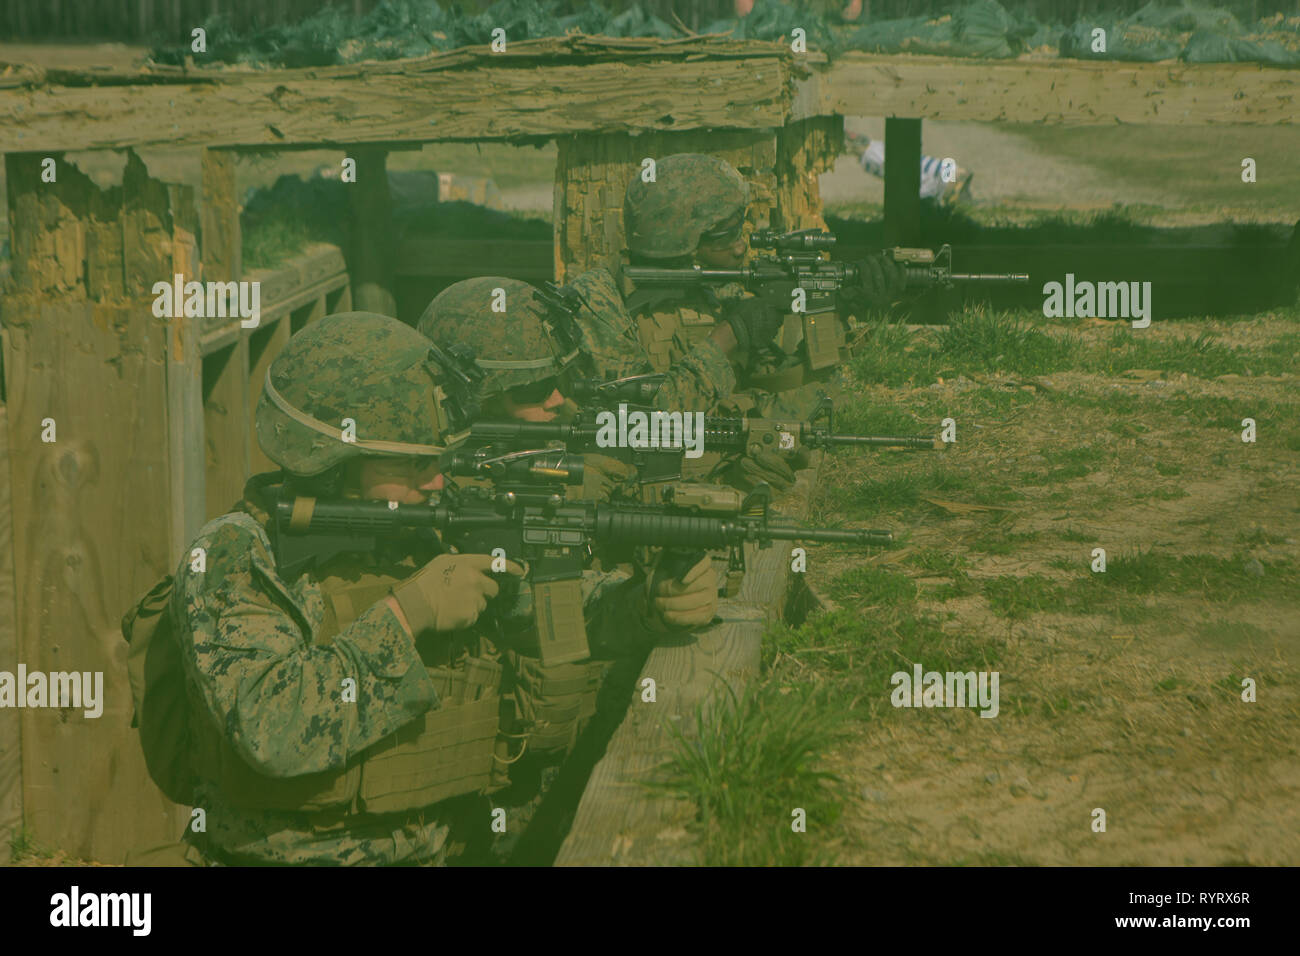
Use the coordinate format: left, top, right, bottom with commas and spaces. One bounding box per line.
1020, 461, 1095, 486
977, 550, 1300, 625
1090, 550, 1299, 605
818, 463, 971, 519
854, 306, 1298, 386
851, 318, 937, 387
1051, 392, 1299, 436
936, 307, 1082, 376
826, 565, 917, 608
906, 549, 968, 574
763, 606, 998, 719
242, 209, 323, 271
832, 400, 929, 437
655, 681, 847, 866
968, 483, 1027, 505
6, 825, 70, 864
982, 574, 1068, 620
1086, 330, 1271, 378
969, 529, 1041, 555
1235, 527, 1287, 545
1193, 619, 1273, 651
931, 574, 979, 601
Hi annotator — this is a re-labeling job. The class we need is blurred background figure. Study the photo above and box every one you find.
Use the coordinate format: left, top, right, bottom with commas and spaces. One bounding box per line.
846, 129, 975, 206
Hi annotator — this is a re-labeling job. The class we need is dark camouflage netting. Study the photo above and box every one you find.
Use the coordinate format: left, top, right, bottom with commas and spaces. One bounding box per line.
150, 0, 1300, 68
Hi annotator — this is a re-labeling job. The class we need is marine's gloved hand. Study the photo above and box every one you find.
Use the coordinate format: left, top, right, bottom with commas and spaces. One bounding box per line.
581, 453, 636, 500
649, 556, 719, 630
722, 296, 787, 363
849, 255, 908, 311
391, 553, 524, 635
724, 449, 796, 492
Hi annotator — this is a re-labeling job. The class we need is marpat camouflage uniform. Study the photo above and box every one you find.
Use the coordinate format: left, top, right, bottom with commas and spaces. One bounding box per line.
564, 266, 735, 413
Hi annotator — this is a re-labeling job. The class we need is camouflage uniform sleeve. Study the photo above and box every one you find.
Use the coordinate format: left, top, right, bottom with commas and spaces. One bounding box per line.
650, 337, 736, 413
565, 268, 651, 381
566, 268, 736, 413
174, 514, 437, 778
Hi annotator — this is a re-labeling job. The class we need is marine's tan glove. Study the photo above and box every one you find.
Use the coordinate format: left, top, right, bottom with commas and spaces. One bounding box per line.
649, 555, 719, 630
391, 553, 524, 635
581, 453, 636, 501
724, 449, 796, 492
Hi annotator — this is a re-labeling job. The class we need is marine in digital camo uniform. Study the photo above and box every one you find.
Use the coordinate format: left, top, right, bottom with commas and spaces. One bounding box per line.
416, 279, 719, 856
561, 253, 744, 414
620, 153, 908, 489
158, 313, 526, 865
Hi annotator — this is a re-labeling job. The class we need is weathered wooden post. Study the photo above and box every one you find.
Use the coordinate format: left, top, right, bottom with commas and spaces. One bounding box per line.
0, 390, 19, 861
0, 150, 193, 862
349, 145, 397, 316
883, 116, 923, 248
200, 148, 251, 518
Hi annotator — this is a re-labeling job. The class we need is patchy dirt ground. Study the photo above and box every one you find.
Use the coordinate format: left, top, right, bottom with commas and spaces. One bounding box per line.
799, 312, 1299, 865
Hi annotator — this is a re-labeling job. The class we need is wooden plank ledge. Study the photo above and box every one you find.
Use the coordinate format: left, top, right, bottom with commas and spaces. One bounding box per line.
556, 455, 823, 866
799, 52, 1300, 126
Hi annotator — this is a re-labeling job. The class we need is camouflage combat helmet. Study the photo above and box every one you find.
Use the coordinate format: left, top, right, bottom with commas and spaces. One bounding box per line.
416, 276, 583, 399
623, 154, 749, 259
255, 312, 457, 476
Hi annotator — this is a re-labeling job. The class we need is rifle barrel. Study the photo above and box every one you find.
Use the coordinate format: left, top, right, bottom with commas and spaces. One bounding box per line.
819, 434, 939, 450
764, 524, 894, 545
624, 267, 744, 284
949, 273, 1031, 283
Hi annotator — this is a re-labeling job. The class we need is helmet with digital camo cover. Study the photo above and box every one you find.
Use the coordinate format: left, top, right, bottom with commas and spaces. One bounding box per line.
255, 312, 462, 477
623, 153, 750, 260
416, 276, 585, 401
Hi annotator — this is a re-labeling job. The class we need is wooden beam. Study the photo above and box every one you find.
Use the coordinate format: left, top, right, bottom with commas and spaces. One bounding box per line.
291, 295, 328, 336
0, 57, 791, 153
159, 180, 206, 562
803, 53, 1300, 127
200, 246, 347, 355
200, 149, 249, 519
774, 116, 842, 234
349, 147, 397, 316
328, 283, 352, 313
0, 404, 20, 863
883, 117, 922, 248
200, 150, 241, 281
556, 458, 822, 866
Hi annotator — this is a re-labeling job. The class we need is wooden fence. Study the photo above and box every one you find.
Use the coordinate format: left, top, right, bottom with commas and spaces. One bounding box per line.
0, 149, 349, 861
